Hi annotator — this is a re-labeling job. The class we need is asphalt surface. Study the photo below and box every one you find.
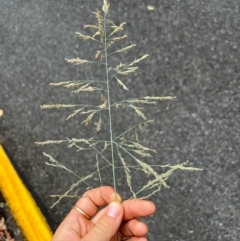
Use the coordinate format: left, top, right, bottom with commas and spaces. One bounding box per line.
0, 0, 239, 240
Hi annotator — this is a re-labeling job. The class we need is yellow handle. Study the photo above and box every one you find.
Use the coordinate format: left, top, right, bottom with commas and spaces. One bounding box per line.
0, 145, 53, 241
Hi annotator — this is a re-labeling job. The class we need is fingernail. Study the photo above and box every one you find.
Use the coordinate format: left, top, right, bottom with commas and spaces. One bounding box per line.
106, 202, 121, 218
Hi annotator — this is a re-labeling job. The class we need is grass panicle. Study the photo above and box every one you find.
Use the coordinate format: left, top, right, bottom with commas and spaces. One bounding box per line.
37, 0, 202, 207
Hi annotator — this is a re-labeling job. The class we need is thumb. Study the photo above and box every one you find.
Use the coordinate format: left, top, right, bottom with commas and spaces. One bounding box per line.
83, 201, 123, 241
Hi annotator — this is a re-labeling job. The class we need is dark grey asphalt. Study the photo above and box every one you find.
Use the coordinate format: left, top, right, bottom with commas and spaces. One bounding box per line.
0, 0, 239, 240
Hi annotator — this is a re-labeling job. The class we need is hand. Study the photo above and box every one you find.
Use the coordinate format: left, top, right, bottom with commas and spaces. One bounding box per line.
51, 186, 156, 241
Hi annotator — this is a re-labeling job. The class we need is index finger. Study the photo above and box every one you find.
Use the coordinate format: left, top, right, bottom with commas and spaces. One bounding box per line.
74, 186, 122, 218
122, 199, 156, 220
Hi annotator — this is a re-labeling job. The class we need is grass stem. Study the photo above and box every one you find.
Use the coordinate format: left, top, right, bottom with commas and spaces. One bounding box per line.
104, 11, 117, 196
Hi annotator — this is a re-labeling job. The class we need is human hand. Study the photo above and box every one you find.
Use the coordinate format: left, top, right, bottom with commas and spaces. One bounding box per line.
51, 186, 156, 241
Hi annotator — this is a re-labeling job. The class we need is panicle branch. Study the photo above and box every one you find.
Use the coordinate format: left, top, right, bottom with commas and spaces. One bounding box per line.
75, 32, 99, 42
40, 104, 80, 109
117, 147, 136, 198
108, 22, 126, 37
107, 35, 127, 48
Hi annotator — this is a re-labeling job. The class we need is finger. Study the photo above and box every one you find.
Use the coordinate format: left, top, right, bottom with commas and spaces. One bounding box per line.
91, 199, 155, 224
119, 219, 148, 237
75, 186, 122, 219
123, 237, 148, 241
83, 201, 123, 241
122, 199, 156, 220
113, 234, 148, 241
92, 213, 148, 237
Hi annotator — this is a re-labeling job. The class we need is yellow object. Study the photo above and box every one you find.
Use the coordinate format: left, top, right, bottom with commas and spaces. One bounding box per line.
0, 145, 53, 241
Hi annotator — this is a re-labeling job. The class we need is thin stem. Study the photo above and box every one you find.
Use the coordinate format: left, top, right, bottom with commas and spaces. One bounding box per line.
114, 120, 152, 141
86, 140, 112, 166
55, 80, 107, 84
115, 142, 140, 163
104, 11, 117, 194
87, 60, 106, 65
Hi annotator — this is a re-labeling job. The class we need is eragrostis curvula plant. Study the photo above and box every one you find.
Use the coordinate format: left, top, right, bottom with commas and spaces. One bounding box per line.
36, 0, 202, 208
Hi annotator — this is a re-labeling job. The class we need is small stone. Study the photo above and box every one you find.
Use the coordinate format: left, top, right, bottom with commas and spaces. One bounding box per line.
147, 5, 155, 11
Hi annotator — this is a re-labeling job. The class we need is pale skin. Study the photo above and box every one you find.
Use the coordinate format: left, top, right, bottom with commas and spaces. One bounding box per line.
51, 186, 156, 241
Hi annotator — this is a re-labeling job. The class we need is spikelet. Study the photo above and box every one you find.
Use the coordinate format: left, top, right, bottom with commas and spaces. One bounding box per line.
115, 44, 136, 53
95, 51, 102, 59
96, 117, 102, 132
72, 84, 94, 93
129, 54, 149, 66
116, 78, 129, 91
102, 0, 110, 13
115, 67, 138, 76
82, 112, 95, 125
143, 96, 176, 100
40, 104, 76, 109
93, 9, 104, 43
128, 105, 147, 120
66, 108, 84, 120
65, 58, 89, 65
